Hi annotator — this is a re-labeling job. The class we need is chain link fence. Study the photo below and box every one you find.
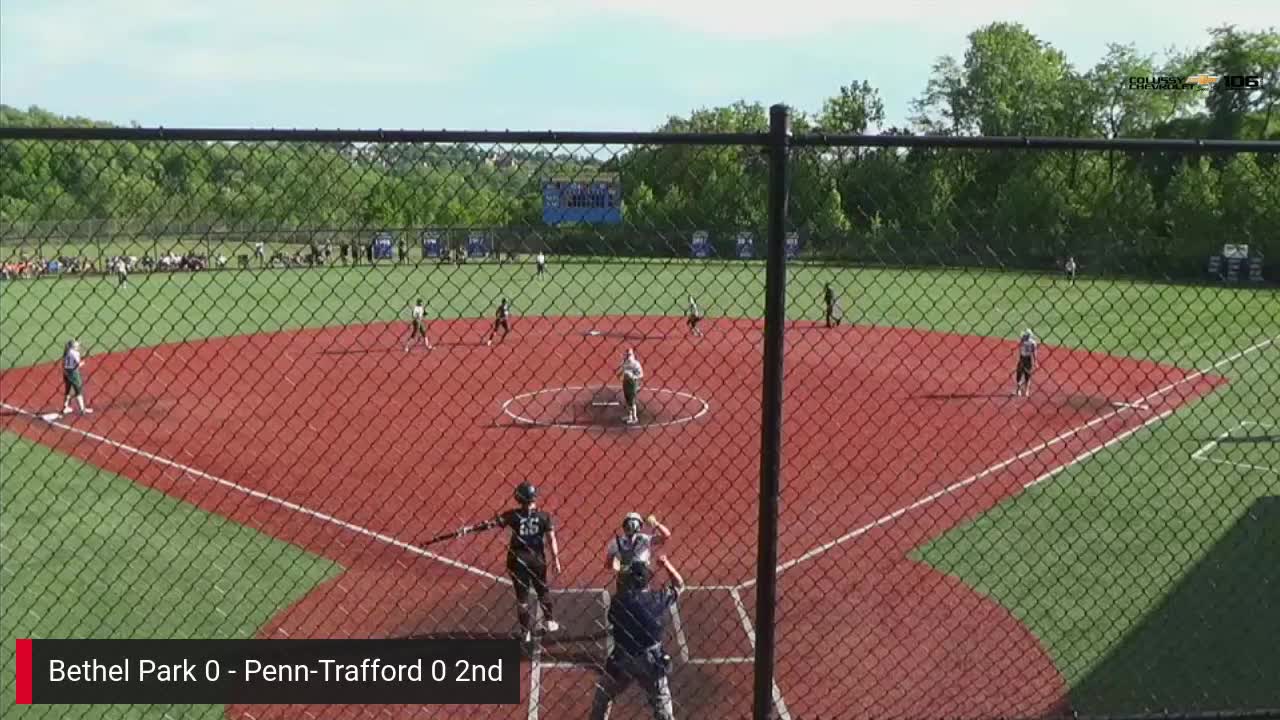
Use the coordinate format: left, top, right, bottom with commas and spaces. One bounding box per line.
1, 111, 1277, 720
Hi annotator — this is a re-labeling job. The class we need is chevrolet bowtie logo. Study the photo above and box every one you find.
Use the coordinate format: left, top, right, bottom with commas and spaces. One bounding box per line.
1184, 74, 1220, 86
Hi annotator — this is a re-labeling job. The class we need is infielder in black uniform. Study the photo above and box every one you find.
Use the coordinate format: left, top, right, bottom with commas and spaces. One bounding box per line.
686, 296, 704, 337
485, 298, 511, 346
824, 283, 840, 328
472, 482, 561, 641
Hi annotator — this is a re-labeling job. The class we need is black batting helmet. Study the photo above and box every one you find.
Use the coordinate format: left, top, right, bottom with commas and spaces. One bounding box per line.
514, 482, 537, 504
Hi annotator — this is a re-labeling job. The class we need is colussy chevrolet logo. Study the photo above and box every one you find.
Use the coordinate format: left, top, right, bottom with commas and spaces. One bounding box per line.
1184, 74, 1220, 86
1128, 73, 1262, 90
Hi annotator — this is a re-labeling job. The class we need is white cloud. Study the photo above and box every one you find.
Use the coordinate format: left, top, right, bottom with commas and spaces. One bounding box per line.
1, 0, 570, 86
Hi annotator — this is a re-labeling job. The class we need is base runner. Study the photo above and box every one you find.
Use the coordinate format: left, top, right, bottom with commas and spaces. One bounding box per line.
1015, 329, 1038, 397
404, 299, 431, 351
620, 348, 644, 425
61, 339, 94, 416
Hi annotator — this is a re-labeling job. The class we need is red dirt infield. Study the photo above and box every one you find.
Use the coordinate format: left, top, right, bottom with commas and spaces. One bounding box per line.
0, 315, 1224, 719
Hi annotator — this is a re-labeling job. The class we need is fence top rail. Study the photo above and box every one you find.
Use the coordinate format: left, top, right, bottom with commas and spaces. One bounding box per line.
793, 133, 1280, 153
0, 126, 770, 146
1, 125, 1278, 152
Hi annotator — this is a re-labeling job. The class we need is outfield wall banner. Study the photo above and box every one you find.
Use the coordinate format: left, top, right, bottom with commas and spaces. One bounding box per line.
421, 230, 442, 258
372, 232, 395, 260
785, 232, 800, 260
691, 231, 712, 259
467, 231, 490, 258
736, 232, 755, 259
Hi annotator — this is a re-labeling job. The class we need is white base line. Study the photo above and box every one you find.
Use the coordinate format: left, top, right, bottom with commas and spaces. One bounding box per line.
1023, 408, 1176, 489
739, 335, 1278, 591
730, 588, 792, 720
1190, 428, 1238, 461
0, 401, 510, 586
1191, 421, 1278, 475
1191, 421, 1275, 461
528, 642, 542, 720
670, 603, 691, 663
1196, 457, 1280, 475
601, 589, 613, 658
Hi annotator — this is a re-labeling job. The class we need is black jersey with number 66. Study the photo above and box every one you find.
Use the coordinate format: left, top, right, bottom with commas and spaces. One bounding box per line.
497, 508, 554, 559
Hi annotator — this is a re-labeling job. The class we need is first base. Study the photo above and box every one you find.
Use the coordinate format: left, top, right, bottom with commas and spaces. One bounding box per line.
40, 413, 60, 422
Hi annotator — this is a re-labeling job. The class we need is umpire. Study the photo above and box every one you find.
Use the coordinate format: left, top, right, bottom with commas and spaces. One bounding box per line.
589, 556, 685, 720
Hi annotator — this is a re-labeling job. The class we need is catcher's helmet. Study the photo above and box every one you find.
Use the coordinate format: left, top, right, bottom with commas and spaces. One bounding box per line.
623, 512, 643, 534
514, 482, 537, 504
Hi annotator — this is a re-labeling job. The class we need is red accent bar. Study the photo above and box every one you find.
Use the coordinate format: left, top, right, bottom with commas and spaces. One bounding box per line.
15, 638, 33, 704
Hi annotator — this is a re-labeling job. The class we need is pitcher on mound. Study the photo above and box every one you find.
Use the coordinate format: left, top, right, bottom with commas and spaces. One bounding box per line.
619, 348, 644, 425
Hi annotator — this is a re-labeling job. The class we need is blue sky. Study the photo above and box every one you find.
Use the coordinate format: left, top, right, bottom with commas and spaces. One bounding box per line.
2, 0, 1276, 131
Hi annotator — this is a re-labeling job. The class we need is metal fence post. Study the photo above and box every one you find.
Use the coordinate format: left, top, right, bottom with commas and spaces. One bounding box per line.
754, 103, 791, 720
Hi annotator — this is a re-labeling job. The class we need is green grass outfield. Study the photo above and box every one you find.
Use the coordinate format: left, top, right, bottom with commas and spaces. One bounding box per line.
1, 261, 1277, 716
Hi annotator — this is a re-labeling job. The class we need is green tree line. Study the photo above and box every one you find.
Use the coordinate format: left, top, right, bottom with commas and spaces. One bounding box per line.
1, 23, 1277, 278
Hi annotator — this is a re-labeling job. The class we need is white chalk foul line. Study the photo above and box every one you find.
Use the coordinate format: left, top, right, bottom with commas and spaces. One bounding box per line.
528, 641, 542, 720
0, 401, 510, 586
1023, 408, 1177, 489
1190, 425, 1243, 461
739, 335, 1278, 590
670, 602, 692, 663
1196, 457, 1280, 475
730, 587, 793, 720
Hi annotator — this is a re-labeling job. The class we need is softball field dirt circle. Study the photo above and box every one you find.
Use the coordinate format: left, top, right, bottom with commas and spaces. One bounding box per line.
500, 385, 710, 430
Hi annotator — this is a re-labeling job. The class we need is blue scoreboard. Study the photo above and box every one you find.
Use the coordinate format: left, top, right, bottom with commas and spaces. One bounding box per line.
542, 174, 622, 225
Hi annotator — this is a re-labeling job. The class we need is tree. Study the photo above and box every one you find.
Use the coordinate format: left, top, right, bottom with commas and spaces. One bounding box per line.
1201, 26, 1280, 140
818, 81, 885, 134
913, 23, 1080, 137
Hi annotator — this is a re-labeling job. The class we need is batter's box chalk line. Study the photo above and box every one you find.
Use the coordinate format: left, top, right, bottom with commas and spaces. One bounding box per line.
535, 586, 759, 670
500, 385, 710, 430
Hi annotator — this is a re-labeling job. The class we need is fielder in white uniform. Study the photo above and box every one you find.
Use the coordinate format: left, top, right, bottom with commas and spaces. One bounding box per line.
61, 340, 94, 416
620, 349, 644, 424
1015, 329, 1038, 397
404, 300, 431, 351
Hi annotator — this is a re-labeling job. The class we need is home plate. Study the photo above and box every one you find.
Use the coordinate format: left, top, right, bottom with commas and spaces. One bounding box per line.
40, 413, 61, 422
